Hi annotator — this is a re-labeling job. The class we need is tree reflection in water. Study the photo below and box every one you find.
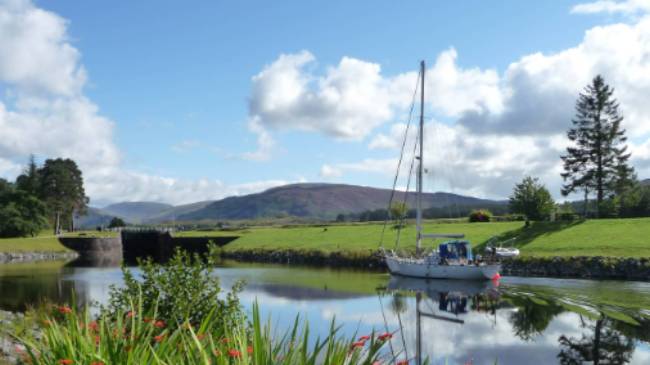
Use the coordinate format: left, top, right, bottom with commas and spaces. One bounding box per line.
558, 316, 635, 365
507, 295, 564, 341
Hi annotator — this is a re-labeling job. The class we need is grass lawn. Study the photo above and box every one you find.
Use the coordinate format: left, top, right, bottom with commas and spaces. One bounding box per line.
222, 218, 650, 258
491, 218, 650, 257
223, 220, 522, 253
0, 230, 117, 253
173, 230, 241, 237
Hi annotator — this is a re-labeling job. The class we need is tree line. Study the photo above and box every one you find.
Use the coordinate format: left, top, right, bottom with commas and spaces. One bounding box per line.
0, 156, 87, 237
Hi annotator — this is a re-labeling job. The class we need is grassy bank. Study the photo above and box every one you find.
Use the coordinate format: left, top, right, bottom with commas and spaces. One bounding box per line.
221, 218, 650, 258
0, 231, 117, 253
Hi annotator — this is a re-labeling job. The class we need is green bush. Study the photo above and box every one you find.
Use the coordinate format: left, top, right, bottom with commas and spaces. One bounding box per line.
104, 246, 244, 329
468, 209, 492, 222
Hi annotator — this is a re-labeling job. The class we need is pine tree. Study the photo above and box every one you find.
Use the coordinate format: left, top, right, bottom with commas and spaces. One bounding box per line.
561, 75, 633, 217
15, 155, 41, 196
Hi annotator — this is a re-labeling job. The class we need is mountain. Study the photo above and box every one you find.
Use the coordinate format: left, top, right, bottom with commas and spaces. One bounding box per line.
176, 183, 504, 221
74, 207, 115, 229
102, 202, 174, 223
144, 200, 216, 223
75, 183, 506, 227
641, 179, 650, 187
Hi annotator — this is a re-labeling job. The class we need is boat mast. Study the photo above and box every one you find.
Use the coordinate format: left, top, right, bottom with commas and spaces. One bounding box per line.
416, 60, 425, 253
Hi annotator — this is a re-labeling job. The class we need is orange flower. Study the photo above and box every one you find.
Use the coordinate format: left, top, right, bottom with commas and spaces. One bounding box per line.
196, 333, 206, 340
126, 311, 135, 318
154, 335, 165, 343
227, 349, 241, 358
154, 320, 165, 329
88, 321, 99, 331
378, 332, 393, 341
359, 335, 371, 341
247, 345, 253, 354
350, 341, 365, 349
396, 360, 409, 365
58, 306, 72, 314
143, 317, 153, 323
220, 337, 230, 344
93, 335, 101, 345
58, 360, 73, 365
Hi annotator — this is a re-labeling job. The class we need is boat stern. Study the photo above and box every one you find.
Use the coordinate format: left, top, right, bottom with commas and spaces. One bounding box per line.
480, 264, 501, 280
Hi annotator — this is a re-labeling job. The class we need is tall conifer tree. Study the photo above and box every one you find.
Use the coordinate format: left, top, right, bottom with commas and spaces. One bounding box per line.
561, 75, 633, 217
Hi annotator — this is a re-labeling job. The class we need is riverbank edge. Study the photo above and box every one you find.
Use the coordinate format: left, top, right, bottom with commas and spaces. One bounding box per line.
220, 249, 650, 281
0, 251, 78, 264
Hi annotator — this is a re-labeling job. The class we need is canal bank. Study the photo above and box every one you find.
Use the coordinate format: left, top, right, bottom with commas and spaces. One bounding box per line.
220, 248, 650, 281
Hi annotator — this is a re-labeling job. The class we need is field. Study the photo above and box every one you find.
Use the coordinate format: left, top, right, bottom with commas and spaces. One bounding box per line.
2, 218, 650, 258
0, 230, 117, 253
221, 218, 650, 258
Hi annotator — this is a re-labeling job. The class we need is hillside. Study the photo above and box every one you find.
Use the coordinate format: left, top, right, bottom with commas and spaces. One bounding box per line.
145, 200, 216, 223
177, 183, 504, 221
75, 183, 505, 227
102, 202, 174, 223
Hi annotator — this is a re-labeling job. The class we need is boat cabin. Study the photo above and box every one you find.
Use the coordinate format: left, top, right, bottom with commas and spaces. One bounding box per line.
438, 240, 473, 262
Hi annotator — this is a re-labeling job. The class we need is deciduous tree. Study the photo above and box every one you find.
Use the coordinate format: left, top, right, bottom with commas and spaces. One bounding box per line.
509, 176, 554, 222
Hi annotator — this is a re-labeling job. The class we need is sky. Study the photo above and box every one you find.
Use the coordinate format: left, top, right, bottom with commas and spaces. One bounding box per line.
2, 0, 650, 206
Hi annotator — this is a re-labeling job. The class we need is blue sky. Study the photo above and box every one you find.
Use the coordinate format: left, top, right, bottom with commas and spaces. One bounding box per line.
1, 0, 650, 205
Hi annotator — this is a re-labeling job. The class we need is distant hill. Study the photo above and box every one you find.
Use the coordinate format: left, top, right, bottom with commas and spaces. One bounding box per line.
102, 202, 174, 223
176, 183, 504, 221
76, 183, 506, 227
144, 200, 216, 223
74, 207, 115, 228
641, 179, 650, 187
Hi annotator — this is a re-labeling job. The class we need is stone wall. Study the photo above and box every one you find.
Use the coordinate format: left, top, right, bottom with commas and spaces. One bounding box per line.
0, 251, 78, 264
502, 256, 650, 280
222, 249, 650, 280
58, 236, 122, 265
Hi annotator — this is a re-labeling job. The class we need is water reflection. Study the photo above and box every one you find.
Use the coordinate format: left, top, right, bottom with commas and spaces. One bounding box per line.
0, 260, 649, 364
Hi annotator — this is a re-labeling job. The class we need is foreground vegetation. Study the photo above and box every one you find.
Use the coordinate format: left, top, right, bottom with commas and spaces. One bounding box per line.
7, 249, 402, 365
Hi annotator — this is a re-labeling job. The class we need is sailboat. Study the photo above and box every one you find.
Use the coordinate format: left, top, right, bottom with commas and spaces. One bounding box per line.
382, 60, 501, 280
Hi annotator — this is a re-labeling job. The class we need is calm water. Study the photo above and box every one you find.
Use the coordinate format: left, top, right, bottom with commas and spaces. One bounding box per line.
1, 259, 650, 365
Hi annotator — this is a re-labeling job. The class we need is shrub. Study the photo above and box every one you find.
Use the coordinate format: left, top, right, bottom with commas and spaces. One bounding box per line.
468, 209, 492, 222
104, 246, 244, 329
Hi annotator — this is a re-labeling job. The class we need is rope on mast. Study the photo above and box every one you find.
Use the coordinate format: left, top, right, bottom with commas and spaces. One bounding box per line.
379, 66, 421, 249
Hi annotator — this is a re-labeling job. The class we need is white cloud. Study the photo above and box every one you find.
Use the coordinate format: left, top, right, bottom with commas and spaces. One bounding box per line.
319, 164, 342, 178
87, 170, 289, 206
0, 0, 86, 97
248, 50, 395, 141
0, 0, 294, 205
572, 0, 650, 15
241, 116, 275, 161
341, 121, 564, 199
246, 48, 504, 159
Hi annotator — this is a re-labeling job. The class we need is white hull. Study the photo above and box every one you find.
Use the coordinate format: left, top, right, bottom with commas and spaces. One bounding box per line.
386, 256, 500, 280
387, 276, 497, 296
